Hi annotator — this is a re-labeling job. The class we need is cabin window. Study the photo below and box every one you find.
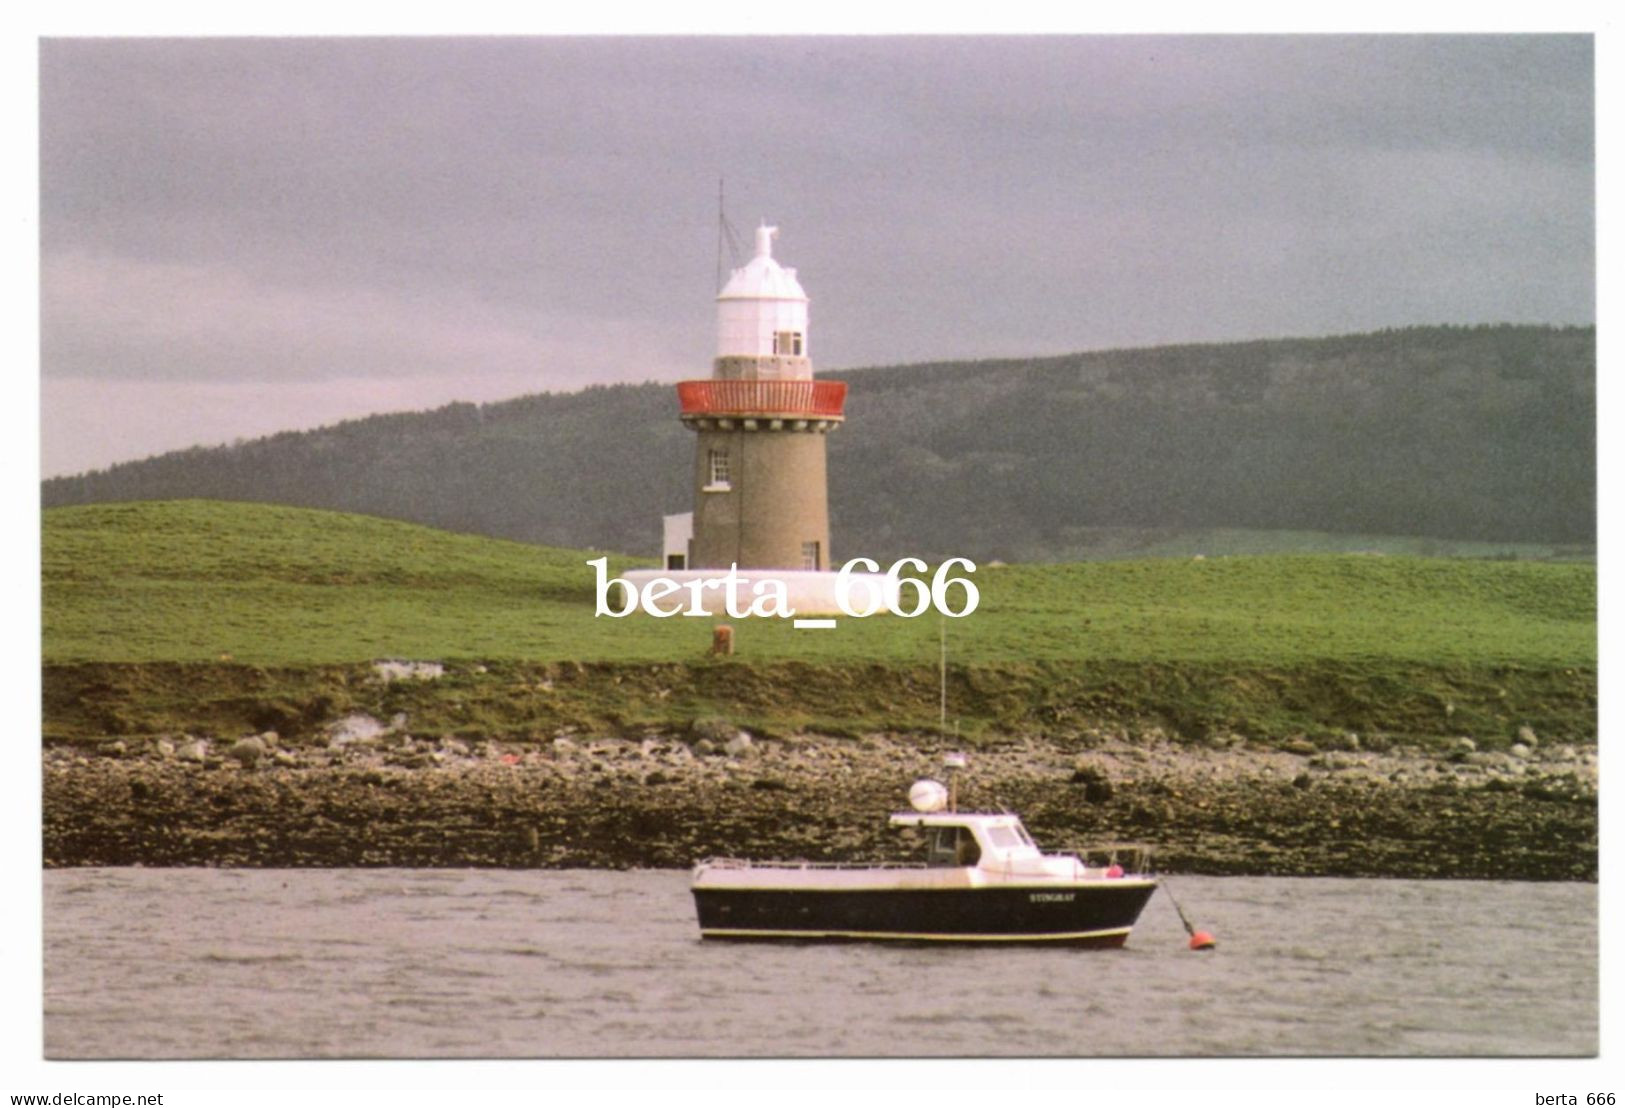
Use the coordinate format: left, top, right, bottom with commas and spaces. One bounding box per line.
666, 554, 686, 570
954, 829, 981, 866
801, 541, 821, 570
707, 449, 731, 489
986, 826, 1024, 850
774, 331, 803, 356
927, 827, 980, 867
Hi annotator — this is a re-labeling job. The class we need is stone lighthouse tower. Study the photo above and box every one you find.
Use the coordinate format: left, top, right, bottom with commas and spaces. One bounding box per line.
677, 223, 846, 570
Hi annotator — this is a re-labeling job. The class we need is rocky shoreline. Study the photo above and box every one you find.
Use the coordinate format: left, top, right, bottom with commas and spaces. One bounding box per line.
43, 715, 1597, 880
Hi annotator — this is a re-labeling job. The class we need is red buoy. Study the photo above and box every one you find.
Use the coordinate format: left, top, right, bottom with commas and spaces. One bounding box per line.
1163, 881, 1215, 951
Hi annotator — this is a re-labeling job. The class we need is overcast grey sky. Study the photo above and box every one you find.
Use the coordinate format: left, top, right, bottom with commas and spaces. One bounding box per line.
40, 35, 1594, 476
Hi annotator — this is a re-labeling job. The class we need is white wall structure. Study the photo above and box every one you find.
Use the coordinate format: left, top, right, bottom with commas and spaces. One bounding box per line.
662, 512, 693, 569
715, 224, 811, 373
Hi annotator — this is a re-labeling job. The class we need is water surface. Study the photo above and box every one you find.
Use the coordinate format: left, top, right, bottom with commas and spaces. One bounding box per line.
43, 869, 1596, 1058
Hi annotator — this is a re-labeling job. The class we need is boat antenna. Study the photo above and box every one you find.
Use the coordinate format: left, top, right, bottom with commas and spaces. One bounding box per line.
943, 752, 966, 813
939, 618, 967, 810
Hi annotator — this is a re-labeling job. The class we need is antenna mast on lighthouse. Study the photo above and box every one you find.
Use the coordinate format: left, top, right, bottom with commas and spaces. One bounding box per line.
714, 179, 745, 293
715, 179, 725, 293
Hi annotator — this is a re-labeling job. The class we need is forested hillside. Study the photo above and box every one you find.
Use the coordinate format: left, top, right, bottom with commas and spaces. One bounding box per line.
43, 325, 1594, 562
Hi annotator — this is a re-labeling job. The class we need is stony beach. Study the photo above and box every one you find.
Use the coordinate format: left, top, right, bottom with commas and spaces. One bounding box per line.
43, 712, 1597, 880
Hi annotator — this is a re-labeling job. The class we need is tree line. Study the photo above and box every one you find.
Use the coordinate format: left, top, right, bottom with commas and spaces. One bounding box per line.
43, 324, 1595, 562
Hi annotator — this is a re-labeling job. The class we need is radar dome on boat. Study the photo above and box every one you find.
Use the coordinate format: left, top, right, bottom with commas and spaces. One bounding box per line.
908, 778, 949, 813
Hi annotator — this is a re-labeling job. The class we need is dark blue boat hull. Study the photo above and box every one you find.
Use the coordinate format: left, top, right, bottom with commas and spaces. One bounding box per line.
693, 881, 1158, 946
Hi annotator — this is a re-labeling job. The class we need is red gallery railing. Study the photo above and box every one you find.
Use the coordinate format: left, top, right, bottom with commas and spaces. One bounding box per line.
677, 379, 847, 419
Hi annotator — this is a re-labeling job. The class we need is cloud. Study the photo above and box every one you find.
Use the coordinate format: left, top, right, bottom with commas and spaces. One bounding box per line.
38, 35, 1594, 472
43, 247, 689, 385
41, 371, 608, 479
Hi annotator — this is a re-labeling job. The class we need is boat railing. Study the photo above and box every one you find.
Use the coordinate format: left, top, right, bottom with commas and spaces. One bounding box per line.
1056, 842, 1155, 873
695, 856, 931, 872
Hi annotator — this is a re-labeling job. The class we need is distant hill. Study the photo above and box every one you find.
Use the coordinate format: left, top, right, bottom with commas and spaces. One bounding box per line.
43, 325, 1595, 562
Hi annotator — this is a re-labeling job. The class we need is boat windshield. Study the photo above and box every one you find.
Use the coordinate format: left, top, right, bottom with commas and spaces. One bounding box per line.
985, 824, 1026, 850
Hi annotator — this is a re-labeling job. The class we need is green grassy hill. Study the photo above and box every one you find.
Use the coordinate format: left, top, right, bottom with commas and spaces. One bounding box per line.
43, 501, 1596, 746
44, 500, 1595, 668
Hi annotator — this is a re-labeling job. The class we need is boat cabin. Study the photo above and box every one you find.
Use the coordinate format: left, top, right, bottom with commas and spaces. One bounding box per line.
889, 812, 1043, 869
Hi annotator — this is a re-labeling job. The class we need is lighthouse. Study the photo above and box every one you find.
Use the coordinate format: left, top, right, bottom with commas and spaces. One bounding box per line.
676, 223, 846, 571
630, 221, 880, 618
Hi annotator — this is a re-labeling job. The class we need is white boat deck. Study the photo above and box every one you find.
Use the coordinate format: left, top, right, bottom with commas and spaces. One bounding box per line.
692, 812, 1155, 892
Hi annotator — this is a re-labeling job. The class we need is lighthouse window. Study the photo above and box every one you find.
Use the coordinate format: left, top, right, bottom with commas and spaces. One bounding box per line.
801, 541, 821, 570
774, 331, 803, 356
707, 449, 731, 489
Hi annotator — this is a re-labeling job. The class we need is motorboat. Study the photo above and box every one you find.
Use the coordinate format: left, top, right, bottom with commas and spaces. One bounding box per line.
690, 769, 1158, 946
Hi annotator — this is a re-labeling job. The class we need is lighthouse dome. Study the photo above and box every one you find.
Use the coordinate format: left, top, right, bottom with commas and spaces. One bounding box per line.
715, 223, 811, 361
718, 224, 808, 302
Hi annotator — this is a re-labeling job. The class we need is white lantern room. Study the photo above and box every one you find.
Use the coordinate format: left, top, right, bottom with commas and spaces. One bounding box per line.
715, 223, 810, 373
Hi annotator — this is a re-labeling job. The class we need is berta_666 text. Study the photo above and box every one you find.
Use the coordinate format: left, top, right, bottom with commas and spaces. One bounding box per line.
586, 556, 979, 620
